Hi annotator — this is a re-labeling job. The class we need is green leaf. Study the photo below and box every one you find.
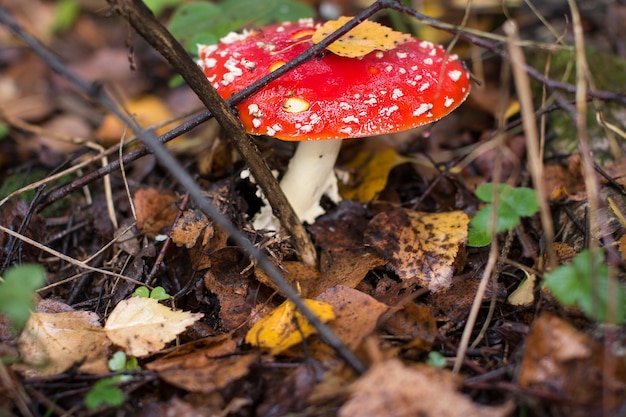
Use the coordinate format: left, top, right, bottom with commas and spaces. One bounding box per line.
168, 0, 314, 52
426, 351, 447, 368
544, 250, 625, 324
84, 377, 125, 410
132, 286, 150, 298
168, 2, 223, 51
50, 0, 80, 33
143, 0, 181, 16
149, 286, 169, 300
108, 351, 128, 372
0, 264, 46, 331
502, 187, 539, 217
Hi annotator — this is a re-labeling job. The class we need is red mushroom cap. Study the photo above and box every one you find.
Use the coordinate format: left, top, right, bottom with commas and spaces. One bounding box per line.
198, 19, 470, 141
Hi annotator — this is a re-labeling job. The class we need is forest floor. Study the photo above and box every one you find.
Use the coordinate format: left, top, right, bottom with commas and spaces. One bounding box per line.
1, 0, 626, 416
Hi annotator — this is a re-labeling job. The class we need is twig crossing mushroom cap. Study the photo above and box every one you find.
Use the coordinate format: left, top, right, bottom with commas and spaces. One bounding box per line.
198, 19, 470, 141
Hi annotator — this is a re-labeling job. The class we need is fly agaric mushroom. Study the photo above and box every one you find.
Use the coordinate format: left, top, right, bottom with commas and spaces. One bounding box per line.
198, 18, 470, 228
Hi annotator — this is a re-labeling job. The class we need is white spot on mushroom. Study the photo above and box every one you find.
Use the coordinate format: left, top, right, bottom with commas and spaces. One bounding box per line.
248, 103, 264, 118
252, 118, 262, 128
221, 56, 243, 85
429, 48, 437, 56
413, 103, 433, 117
266, 124, 282, 136
423, 57, 434, 65
444, 96, 455, 107
396, 52, 408, 59
411, 65, 418, 71
385, 65, 393, 72
203, 57, 217, 68
240, 58, 255, 70
419, 82, 430, 92
298, 18, 315, 27
376, 51, 384, 59
342, 115, 359, 123
354, 94, 361, 99
282, 97, 310, 113
339, 102, 352, 110
419, 40, 434, 49
379, 105, 399, 116
207, 75, 216, 83
364, 96, 377, 105
448, 69, 463, 82
199, 44, 218, 56
339, 126, 353, 134
392, 89, 403, 99
276, 26, 285, 33
414, 74, 423, 81
399, 68, 407, 74
220, 30, 253, 44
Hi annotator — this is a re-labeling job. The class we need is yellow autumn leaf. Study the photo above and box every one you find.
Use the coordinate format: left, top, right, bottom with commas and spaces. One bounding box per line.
245, 299, 335, 354
104, 297, 203, 357
340, 149, 409, 203
312, 17, 412, 58
15, 311, 110, 378
365, 208, 470, 292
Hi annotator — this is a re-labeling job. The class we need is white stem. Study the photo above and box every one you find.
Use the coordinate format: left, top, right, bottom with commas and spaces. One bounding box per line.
279, 140, 343, 224
252, 140, 342, 230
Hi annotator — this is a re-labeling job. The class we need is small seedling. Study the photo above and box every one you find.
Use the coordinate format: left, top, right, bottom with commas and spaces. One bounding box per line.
544, 249, 625, 324
132, 285, 170, 300
426, 351, 447, 368
0, 264, 46, 332
468, 183, 539, 246
85, 352, 138, 410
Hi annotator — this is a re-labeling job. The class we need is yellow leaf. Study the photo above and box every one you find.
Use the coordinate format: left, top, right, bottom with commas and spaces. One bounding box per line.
104, 297, 203, 357
365, 209, 470, 292
245, 299, 335, 354
312, 17, 412, 58
15, 311, 110, 377
340, 149, 408, 203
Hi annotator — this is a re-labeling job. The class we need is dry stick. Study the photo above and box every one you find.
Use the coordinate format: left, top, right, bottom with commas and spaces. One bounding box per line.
504, 21, 557, 268
0, 4, 367, 374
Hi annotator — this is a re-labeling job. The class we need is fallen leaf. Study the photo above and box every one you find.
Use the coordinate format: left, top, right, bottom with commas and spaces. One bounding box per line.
518, 313, 626, 416
134, 188, 179, 238
365, 208, 469, 291
381, 303, 437, 351
171, 209, 228, 270
104, 297, 203, 357
308, 286, 388, 364
245, 299, 335, 354
15, 311, 110, 377
96, 95, 179, 146
339, 359, 514, 417
312, 16, 412, 58
339, 149, 409, 203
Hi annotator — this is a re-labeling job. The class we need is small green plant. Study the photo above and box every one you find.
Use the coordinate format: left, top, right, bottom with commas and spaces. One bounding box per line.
468, 183, 539, 247
544, 249, 625, 324
84, 352, 138, 410
168, 0, 314, 53
426, 351, 447, 368
132, 285, 170, 300
0, 264, 46, 332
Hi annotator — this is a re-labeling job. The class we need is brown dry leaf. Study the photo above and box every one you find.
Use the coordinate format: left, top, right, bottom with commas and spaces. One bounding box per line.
134, 187, 179, 238
15, 311, 110, 378
339, 359, 514, 417
146, 336, 256, 394
309, 286, 388, 363
365, 208, 469, 292
245, 299, 335, 355
254, 260, 320, 298
381, 303, 437, 351
203, 248, 254, 331
339, 149, 409, 203
96, 95, 179, 146
312, 16, 412, 58
171, 209, 228, 270
104, 297, 203, 357
518, 313, 626, 415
